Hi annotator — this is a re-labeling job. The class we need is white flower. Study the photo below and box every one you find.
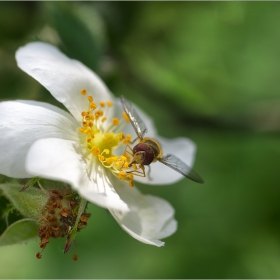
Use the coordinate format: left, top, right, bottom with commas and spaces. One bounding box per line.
0, 42, 196, 246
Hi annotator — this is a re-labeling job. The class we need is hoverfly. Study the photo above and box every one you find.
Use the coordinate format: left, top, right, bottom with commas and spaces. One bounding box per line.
120, 95, 204, 183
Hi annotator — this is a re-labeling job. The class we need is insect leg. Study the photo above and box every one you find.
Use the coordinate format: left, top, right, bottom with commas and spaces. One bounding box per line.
130, 137, 139, 144
147, 165, 152, 181
123, 144, 133, 160
126, 164, 146, 177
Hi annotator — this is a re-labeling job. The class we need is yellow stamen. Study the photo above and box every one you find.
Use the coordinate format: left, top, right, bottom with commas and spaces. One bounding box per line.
118, 172, 127, 179
122, 112, 130, 123
90, 102, 97, 109
95, 110, 103, 118
79, 127, 90, 134
78, 91, 135, 187
123, 134, 132, 144
129, 180, 134, 187
112, 118, 120, 126
106, 157, 113, 164
123, 162, 129, 169
91, 146, 100, 156
98, 155, 105, 161
120, 156, 127, 161
92, 150, 100, 156
80, 89, 87, 95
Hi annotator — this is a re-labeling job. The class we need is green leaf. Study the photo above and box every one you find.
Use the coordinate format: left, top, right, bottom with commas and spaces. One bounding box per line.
0, 194, 23, 236
0, 182, 48, 220
19, 176, 40, 192
45, 2, 103, 71
0, 219, 38, 246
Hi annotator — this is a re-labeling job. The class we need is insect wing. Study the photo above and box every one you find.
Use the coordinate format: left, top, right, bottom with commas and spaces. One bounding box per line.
120, 95, 147, 140
158, 154, 204, 183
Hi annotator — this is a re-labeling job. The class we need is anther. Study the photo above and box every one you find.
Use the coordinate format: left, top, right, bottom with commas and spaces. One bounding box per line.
80, 215, 88, 224
36, 252, 42, 259
40, 238, 49, 247
123, 162, 129, 168
129, 180, 134, 187
51, 225, 60, 231
122, 112, 130, 123
123, 134, 132, 144
59, 208, 69, 218
78, 128, 86, 133
112, 118, 120, 126
120, 156, 127, 161
80, 89, 87, 95
90, 102, 97, 109
70, 199, 77, 207
95, 110, 103, 117
98, 155, 105, 161
118, 172, 127, 179
84, 213, 91, 218
92, 146, 100, 156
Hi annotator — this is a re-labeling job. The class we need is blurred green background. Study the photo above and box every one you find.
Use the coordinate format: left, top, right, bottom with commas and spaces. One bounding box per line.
1, 1, 280, 278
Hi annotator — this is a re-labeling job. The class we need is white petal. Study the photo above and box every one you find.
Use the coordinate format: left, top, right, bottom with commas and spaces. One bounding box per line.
109, 176, 177, 246
0, 100, 78, 178
26, 138, 128, 211
134, 137, 196, 185
16, 42, 114, 121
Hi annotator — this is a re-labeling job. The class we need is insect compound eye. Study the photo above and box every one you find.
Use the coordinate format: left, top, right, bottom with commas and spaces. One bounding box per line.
133, 143, 154, 165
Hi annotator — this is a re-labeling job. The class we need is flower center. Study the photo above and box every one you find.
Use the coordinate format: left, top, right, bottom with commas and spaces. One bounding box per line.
78, 89, 134, 187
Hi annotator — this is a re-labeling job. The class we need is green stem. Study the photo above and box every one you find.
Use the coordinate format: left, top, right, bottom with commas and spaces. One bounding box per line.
64, 198, 88, 253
